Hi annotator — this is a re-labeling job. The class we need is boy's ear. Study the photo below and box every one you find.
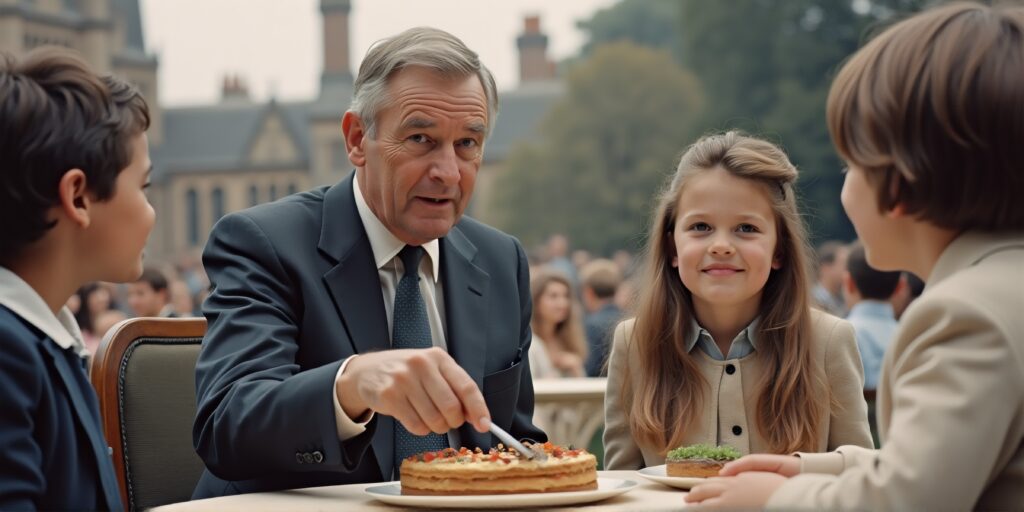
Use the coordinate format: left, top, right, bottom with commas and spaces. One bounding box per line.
341, 111, 367, 167
887, 202, 908, 218
57, 169, 92, 228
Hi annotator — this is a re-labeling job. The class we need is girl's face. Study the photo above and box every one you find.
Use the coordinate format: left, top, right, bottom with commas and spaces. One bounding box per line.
87, 286, 111, 315
671, 168, 780, 319
537, 280, 572, 326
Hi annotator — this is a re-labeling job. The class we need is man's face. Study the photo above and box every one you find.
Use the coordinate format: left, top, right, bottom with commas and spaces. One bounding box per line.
127, 281, 167, 317
347, 67, 488, 245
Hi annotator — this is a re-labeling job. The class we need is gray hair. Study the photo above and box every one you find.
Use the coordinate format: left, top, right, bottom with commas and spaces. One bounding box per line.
350, 27, 499, 138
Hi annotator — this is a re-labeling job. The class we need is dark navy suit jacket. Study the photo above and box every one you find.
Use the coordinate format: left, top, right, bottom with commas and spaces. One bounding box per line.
0, 306, 123, 511
192, 174, 545, 498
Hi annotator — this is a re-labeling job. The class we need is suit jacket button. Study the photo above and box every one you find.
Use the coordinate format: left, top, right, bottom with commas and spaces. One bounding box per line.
725, 364, 736, 375
303, 452, 314, 464
732, 425, 743, 436
296, 452, 305, 464
313, 451, 324, 463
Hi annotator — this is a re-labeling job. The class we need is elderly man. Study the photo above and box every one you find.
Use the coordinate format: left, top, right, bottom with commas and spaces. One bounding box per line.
192, 27, 545, 498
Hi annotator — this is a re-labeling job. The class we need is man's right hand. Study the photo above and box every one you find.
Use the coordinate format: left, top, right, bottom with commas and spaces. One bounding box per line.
718, 454, 801, 477
336, 347, 491, 435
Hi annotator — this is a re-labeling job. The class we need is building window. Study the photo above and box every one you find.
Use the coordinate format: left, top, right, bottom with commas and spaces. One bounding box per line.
186, 188, 199, 247
287, 183, 297, 196
331, 139, 349, 171
249, 185, 259, 206
212, 187, 225, 221
269, 184, 278, 202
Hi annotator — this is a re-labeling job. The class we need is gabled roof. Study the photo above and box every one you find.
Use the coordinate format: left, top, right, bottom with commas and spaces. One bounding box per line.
152, 80, 564, 179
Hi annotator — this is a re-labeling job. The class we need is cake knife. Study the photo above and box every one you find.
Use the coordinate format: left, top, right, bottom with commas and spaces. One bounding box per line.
487, 422, 548, 462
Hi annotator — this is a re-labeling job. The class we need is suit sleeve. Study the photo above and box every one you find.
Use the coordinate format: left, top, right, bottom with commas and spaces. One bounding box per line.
823, 318, 873, 450
0, 328, 46, 509
603, 320, 646, 470
769, 297, 1022, 510
508, 238, 548, 443
192, 213, 374, 481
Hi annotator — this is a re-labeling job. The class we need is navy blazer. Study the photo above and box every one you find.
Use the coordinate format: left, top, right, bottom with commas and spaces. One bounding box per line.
0, 306, 123, 511
192, 174, 545, 498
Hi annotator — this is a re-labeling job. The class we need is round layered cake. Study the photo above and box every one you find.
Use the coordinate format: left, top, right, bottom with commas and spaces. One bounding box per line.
400, 443, 598, 495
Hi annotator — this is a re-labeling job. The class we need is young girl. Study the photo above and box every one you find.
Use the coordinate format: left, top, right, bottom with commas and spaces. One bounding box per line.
529, 271, 587, 379
687, 3, 1024, 510
604, 132, 872, 470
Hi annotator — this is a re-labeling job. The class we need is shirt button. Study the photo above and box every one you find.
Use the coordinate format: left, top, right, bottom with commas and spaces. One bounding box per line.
313, 450, 324, 463
725, 364, 736, 375
296, 453, 304, 464
732, 425, 743, 436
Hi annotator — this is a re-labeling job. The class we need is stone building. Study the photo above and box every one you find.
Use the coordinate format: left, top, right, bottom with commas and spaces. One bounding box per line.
1, 0, 562, 261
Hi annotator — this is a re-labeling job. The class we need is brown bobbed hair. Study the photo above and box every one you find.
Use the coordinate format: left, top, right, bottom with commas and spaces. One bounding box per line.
624, 131, 827, 455
827, 2, 1024, 231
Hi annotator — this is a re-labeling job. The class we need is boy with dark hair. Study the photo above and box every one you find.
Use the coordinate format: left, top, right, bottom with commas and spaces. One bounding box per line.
0, 47, 153, 511
843, 243, 902, 392
128, 267, 176, 318
688, 3, 1024, 509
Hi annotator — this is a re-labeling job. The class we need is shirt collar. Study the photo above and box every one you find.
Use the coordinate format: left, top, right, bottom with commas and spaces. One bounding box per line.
0, 266, 86, 353
352, 176, 440, 282
685, 315, 760, 354
847, 300, 895, 320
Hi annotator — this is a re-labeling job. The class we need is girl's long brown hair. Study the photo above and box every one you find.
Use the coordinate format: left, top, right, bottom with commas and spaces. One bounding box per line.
530, 270, 588, 362
623, 131, 826, 455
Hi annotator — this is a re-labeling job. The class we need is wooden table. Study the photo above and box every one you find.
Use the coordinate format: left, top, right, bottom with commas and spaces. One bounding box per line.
150, 470, 691, 511
533, 378, 607, 450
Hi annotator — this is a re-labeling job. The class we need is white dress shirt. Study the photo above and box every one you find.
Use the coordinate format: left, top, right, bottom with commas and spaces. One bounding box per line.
0, 266, 87, 357
331, 175, 452, 442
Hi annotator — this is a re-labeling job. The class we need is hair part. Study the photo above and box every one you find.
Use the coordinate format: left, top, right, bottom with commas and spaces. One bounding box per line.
624, 131, 827, 455
0, 47, 150, 264
350, 27, 499, 138
827, 2, 1024, 231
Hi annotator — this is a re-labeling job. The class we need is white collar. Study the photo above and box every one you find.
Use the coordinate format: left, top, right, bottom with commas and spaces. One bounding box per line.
0, 266, 86, 353
352, 175, 440, 282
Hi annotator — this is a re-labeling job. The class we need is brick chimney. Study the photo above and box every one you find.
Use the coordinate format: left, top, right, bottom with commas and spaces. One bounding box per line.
320, 0, 353, 98
517, 15, 555, 84
221, 74, 250, 103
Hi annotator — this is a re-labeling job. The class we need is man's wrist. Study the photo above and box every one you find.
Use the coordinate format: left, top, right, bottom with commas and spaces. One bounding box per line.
337, 355, 371, 420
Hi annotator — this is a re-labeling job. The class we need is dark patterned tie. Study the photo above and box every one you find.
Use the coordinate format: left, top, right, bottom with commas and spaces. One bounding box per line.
392, 245, 449, 473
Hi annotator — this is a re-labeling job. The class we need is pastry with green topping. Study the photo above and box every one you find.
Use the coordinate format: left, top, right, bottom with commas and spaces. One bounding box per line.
665, 444, 741, 477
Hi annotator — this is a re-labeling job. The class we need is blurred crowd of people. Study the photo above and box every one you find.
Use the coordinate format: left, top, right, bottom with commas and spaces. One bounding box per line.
69, 253, 209, 353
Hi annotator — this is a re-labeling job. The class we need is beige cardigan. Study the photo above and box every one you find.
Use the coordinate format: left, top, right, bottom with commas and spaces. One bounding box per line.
604, 308, 872, 469
769, 232, 1024, 511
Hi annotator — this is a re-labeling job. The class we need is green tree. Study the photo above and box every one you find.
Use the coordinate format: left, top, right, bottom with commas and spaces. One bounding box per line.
492, 42, 703, 254
678, 0, 937, 242
576, 0, 683, 58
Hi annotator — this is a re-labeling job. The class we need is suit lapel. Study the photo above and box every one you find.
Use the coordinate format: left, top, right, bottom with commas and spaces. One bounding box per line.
441, 226, 491, 448
317, 173, 393, 479
39, 339, 123, 511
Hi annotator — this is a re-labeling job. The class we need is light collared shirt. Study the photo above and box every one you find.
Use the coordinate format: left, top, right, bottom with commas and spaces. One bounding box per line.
0, 266, 88, 358
686, 316, 760, 361
845, 300, 898, 390
332, 175, 452, 443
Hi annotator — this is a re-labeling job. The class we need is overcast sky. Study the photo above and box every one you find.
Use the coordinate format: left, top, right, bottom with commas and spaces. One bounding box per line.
140, 0, 616, 107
